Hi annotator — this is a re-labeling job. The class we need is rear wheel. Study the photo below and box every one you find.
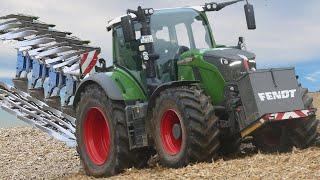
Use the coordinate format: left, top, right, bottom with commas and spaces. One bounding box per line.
76, 84, 150, 177
83, 107, 111, 165
151, 86, 220, 167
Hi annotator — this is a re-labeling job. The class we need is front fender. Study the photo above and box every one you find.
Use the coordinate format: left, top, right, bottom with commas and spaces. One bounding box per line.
178, 49, 226, 104
148, 80, 199, 112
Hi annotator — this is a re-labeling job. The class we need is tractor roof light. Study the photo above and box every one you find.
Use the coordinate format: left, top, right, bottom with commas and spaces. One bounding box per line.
148, 8, 154, 15
144, 8, 154, 15
204, 2, 218, 11
204, 0, 244, 12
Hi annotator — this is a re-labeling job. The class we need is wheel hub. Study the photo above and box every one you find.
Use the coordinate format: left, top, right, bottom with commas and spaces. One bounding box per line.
172, 123, 182, 140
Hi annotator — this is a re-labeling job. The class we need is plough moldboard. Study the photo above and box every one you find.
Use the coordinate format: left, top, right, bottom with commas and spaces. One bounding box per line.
0, 14, 100, 110
0, 14, 102, 146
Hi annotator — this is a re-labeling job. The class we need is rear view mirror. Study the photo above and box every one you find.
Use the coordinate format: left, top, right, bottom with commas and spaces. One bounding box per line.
244, 3, 256, 30
121, 15, 136, 42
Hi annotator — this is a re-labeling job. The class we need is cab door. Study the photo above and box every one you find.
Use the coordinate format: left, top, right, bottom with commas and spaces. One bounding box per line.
112, 26, 148, 93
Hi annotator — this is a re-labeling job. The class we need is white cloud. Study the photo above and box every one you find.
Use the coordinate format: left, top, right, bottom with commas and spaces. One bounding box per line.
305, 76, 316, 82
305, 71, 320, 83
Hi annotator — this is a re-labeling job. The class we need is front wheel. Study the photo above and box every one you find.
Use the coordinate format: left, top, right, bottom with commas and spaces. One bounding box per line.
288, 88, 318, 148
253, 122, 292, 153
151, 86, 220, 168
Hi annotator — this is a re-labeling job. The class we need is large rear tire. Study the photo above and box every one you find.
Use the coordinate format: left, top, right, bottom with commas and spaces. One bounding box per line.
151, 86, 220, 168
76, 84, 150, 177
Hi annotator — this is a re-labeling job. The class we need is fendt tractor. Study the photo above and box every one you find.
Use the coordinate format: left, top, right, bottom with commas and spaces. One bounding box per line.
0, 0, 318, 177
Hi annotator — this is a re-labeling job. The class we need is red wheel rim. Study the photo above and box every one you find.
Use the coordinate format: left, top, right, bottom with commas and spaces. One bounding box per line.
84, 107, 111, 165
160, 109, 182, 155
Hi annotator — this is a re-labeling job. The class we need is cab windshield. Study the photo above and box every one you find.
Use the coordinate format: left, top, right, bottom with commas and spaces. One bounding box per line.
151, 8, 213, 65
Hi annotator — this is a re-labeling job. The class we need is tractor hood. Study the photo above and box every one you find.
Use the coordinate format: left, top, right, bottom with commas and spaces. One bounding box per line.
203, 48, 256, 61
203, 48, 256, 82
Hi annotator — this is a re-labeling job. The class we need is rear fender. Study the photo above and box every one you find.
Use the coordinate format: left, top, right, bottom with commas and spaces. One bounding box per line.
73, 73, 123, 107
73, 68, 147, 107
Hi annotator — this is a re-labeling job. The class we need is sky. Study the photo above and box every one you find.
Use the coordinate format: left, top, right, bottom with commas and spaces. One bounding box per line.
0, 0, 319, 127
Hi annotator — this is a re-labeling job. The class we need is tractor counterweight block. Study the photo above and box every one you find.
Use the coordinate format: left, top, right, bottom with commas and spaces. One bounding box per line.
236, 68, 305, 130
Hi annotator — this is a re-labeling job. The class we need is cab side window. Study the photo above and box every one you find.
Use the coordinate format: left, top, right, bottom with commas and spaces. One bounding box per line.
175, 23, 191, 49
113, 27, 139, 70
191, 20, 211, 49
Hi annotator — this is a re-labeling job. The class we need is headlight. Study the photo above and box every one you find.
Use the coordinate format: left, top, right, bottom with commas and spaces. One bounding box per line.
205, 3, 218, 11
220, 58, 229, 65
144, 8, 154, 15
148, 9, 154, 15
229, 61, 242, 67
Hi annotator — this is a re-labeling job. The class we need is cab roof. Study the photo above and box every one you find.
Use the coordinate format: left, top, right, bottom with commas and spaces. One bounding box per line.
106, 6, 204, 31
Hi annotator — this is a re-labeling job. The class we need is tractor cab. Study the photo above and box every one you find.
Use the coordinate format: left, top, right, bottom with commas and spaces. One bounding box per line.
111, 7, 213, 82
108, 0, 257, 88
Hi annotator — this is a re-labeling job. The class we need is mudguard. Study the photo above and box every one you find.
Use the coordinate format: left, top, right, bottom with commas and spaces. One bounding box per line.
148, 80, 199, 112
73, 73, 123, 107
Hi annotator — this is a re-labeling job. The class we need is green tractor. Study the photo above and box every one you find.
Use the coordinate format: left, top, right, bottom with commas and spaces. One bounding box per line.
73, 0, 317, 177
